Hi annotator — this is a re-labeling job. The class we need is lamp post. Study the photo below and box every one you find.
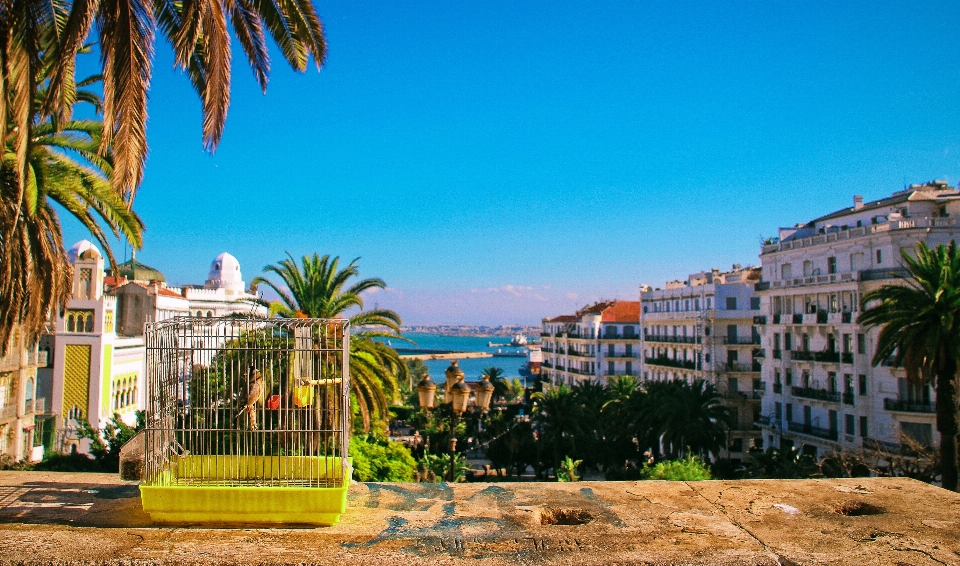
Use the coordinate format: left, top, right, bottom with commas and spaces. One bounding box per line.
417, 361, 493, 482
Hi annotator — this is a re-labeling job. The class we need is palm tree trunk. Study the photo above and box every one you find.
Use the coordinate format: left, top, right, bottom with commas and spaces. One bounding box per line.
935, 364, 959, 492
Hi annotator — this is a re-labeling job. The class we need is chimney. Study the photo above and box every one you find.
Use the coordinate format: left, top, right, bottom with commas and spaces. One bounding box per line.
853, 195, 864, 210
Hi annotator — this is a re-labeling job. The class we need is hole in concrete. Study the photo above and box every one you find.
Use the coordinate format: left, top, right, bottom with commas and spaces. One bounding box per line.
540, 507, 594, 525
836, 501, 886, 516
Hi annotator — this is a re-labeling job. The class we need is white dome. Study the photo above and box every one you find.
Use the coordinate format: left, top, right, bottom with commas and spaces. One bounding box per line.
67, 240, 100, 264
206, 252, 245, 293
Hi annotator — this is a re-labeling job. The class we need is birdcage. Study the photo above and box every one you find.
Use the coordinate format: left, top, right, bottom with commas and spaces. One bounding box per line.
138, 316, 351, 525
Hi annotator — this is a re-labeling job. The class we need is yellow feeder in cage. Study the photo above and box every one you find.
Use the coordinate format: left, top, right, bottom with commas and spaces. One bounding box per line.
140, 317, 352, 526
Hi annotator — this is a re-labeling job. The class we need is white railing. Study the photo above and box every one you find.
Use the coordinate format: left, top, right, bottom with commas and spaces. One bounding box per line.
762, 217, 958, 255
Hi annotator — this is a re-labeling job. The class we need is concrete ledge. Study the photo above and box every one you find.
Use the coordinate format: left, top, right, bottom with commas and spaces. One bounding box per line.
1, 472, 959, 564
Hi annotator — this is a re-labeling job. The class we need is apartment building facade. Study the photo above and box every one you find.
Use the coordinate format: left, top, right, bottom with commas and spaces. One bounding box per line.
0, 328, 47, 462
756, 181, 960, 457
540, 301, 641, 386
639, 266, 764, 461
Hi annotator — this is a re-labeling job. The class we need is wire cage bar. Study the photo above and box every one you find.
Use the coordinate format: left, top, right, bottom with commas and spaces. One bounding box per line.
140, 316, 351, 525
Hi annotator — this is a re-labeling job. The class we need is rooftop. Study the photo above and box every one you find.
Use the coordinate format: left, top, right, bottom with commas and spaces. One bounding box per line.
1, 472, 958, 564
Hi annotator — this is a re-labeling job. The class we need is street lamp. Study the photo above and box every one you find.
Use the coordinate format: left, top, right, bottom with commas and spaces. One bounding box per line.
418, 361, 494, 482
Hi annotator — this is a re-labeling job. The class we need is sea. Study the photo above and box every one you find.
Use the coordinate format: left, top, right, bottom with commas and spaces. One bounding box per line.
383, 332, 531, 382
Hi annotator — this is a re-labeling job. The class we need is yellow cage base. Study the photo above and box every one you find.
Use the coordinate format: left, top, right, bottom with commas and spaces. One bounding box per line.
139, 456, 350, 526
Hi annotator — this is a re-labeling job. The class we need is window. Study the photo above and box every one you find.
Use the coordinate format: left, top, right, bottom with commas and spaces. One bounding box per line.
857, 334, 866, 354
773, 333, 781, 350
781, 263, 792, 279
876, 249, 882, 264
775, 402, 783, 419
684, 300, 690, 311
707, 298, 712, 309
625, 361, 633, 375
729, 438, 743, 452
726, 297, 737, 310
786, 369, 793, 386
827, 256, 837, 274
859, 374, 868, 396
786, 403, 793, 422
843, 334, 852, 353
750, 297, 761, 310
828, 372, 838, 392
608, 344, 615, 356
625, 344, 633, 357
695, 298, 700, 310
859, 416, 868, 438
803, 260, 812, 276
774, 370, 782, 384
784, 333, 793, 351
802, 333, 810, 351
845, 414, 855, 435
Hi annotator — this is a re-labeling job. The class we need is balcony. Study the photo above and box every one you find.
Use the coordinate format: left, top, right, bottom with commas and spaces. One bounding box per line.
27, 350, 48, 367
645, 356, 697, 370
843, 392, 855, 406
772, 314, 782, 324
842, 312, 853, 324
773, 382, 783, 394
753, 315, 767, 325
791, 350, 814, 361
787, 421, 839, 441
756, 415, 772, 426
884, 398, 935, 413
644, 335, 701, 345
816, 351, 840, 363
792, 314, 803, 324
841, 352, 854, 364
723, 362, 761, 373
791, 386, 840, 403
0, 403, 17, 420
722, 336, 761, 345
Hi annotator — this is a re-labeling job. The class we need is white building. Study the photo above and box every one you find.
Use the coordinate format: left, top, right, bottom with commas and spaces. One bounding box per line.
756, 181, 960, 458
639, 265, 764, 461
540, 301, 641, 386
38, 241, 146, 454
0, 328, 47, 462
37, 244, 266, 455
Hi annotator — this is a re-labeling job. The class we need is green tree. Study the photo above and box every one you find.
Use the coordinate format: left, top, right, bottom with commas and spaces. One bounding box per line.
858, 241, 960, 491
1, 68, 144, 352
252, 253, 407, 432
643, 379, 730, 459
481, 366, 508, 402
349, 434, 417, 482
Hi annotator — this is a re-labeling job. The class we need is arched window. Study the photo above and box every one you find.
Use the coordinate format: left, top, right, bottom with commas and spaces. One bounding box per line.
25, 378, 34, 402
66, 314, 75, 332
206, 311, 213, 317
84, 314, 94, 332
196, 310, 202, 316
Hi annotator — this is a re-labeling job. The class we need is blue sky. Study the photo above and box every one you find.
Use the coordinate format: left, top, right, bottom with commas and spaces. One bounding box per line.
63, 1, 960, 325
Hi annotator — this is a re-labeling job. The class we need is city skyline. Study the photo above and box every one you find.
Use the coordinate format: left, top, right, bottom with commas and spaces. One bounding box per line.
60, 1, 960, 325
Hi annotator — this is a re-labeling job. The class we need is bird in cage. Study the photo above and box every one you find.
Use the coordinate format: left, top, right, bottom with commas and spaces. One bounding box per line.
236, 367, 264, 430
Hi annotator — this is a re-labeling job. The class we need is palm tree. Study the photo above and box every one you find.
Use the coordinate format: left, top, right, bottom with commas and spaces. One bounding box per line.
252, 252, 407, 431
858, 241, 960, 492
643, 379, 730, 459
481, 366, 508, 402
1, 69, 144, 352
2, 0, 326, 201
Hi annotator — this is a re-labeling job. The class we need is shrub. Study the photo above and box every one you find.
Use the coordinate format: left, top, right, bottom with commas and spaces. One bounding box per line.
349, 435, 417, 482
641, 455, 712, 481
556, 455, 582, 482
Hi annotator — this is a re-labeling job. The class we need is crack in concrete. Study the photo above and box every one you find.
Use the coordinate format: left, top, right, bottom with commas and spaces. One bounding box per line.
685, 482, 786, 566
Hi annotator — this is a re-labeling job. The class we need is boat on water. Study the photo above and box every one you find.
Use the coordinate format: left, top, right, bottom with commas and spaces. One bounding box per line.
488, 334, 529, 348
